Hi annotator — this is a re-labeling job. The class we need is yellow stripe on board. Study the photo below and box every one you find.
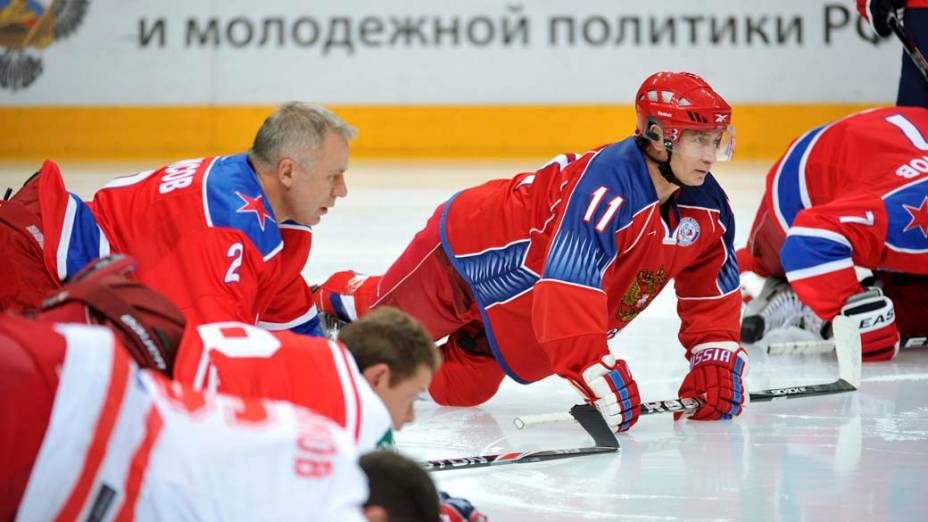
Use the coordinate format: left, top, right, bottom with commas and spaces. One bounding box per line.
0, 103, 881, 162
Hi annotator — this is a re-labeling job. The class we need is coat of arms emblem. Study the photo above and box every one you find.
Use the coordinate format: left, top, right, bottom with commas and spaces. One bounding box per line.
0, 0, 89, 90
616, 266, 668, 322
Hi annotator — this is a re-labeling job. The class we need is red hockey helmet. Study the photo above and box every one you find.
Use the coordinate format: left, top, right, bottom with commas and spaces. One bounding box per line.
36, 255, 186, 376
635, 71, 734, 161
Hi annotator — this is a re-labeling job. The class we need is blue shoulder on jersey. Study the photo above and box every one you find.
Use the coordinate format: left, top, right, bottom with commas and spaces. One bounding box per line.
289, 315, 323, 337
204, 154, 283, 260
883, 177, 928, 253
675, 173, 729, 210
772, 124, 829, 230
677, 174, 740, 293
544, 138, 655, 289
59, 193, 111, 280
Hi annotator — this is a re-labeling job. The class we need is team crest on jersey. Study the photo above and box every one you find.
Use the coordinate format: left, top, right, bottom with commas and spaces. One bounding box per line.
617, 266, 668, 322
903, 196, 928, 238
885, 179, 928, 251
0, 0, 89, 91
675, 217, 700, 246
235, 192, 275, 231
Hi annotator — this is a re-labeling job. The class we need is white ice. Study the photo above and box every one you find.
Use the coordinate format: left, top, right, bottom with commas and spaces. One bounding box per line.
5, 159, 927, 521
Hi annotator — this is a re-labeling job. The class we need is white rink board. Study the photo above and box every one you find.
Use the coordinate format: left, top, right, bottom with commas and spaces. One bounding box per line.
0, 0, 899, 105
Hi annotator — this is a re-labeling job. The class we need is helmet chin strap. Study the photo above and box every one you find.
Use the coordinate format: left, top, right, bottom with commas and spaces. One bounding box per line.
641, 144, 685, 188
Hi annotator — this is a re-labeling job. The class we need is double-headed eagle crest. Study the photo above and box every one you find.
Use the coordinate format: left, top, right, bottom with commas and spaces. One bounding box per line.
0, 0, 89, 90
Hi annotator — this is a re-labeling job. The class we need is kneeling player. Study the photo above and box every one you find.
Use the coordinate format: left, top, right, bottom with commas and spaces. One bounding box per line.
315, 71, 746, 433
738, 107, 928, 361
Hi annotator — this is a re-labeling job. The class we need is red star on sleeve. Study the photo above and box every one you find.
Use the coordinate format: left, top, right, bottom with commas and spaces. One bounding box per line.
903, 196, 928, 238
235, 192, 275, 231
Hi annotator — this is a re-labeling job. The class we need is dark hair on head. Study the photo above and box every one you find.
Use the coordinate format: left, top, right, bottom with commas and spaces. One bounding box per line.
337, 307, 439, 386
360, 450, 440, 522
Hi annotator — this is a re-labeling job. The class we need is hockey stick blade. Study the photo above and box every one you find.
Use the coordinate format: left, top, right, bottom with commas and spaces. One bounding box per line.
569, 404, 619, 448
832, 315, 862, 389
422, 445, 618, 471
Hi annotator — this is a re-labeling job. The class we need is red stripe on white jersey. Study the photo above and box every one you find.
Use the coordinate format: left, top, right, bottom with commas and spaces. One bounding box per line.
54, 335, 132, 522
114, 405, 165, 522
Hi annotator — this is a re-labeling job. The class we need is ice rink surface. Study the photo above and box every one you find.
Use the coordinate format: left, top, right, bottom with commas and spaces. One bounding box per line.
2, 158, 927, 521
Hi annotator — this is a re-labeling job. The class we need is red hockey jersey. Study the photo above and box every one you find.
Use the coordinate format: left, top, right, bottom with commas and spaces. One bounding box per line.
438, 138, 741, 384
89, 154, 319, 337
765, 107, 928, 319
33, 155, 320, 341
177, 321, 392, 451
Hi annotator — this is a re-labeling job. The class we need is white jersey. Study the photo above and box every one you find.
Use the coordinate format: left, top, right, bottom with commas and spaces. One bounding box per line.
16, 324, 368, 522
182, 321, 392, 452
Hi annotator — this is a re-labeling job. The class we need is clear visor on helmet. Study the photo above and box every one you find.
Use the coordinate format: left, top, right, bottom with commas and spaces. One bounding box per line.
675, 126, 736, 162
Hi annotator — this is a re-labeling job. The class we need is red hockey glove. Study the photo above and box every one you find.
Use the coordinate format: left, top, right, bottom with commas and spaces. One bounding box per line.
311, 270, 377, 323
571, 354, 641, 433
440, 491, 488, 522
841, 288, 900, 361
676, 346, 748, 421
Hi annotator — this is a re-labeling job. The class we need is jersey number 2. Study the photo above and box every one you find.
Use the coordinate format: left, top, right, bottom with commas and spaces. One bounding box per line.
225, 243, 244, 283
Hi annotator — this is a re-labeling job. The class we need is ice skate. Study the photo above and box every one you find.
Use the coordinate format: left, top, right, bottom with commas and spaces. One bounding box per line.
741, 278, 826, 345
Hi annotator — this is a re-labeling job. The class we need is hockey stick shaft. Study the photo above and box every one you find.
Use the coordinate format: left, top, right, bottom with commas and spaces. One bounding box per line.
513, 379, 856, 429
889, 13, 928, 83
767, 336, 925, 354
514, 397, 704, 429
747, 378, 856, 401
422, 445, 618, 471
766, 339, 834, 355
516, 318, 861, 429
